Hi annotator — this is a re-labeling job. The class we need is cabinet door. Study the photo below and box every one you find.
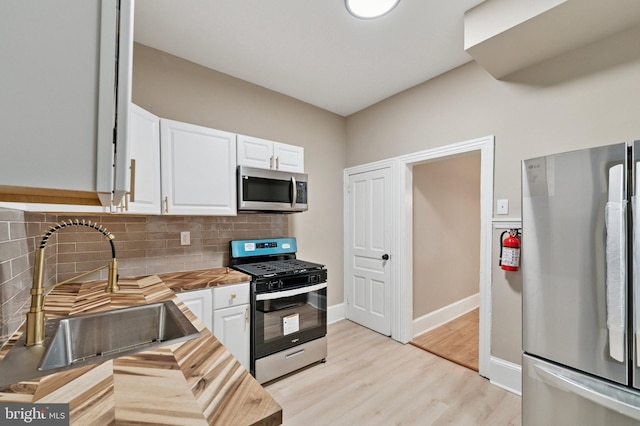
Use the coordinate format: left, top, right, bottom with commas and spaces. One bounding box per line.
0, 0, 133, 207
176, 290, 213, 332
160, 119, 237, 215
274, 142, 304, 173
123, 104, 161, 214
213, 304, 250, 370
237, 135, 274, 170
237, 135, 304, 173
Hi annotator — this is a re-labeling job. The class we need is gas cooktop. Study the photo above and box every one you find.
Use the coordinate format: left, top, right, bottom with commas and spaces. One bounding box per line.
230, 238, 325, 279
233, 259, 324, 278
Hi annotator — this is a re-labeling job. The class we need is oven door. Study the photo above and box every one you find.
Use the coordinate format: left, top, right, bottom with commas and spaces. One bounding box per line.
253, 282, 327, 360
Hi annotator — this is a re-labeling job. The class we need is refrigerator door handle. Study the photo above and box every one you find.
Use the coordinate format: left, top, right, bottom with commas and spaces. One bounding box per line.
534, 364, 640, 421
605, 164, 626, 362
634, 193, 640, 367
634, 161, 640, 368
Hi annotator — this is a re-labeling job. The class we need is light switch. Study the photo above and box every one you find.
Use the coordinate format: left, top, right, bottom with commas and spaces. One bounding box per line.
497, 199, 509, 215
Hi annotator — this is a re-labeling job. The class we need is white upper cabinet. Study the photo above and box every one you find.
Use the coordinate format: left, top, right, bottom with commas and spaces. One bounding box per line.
118, 104, 162, 214
0, 0, 133, 207
274, 143, 305, 173
160, 119, 237, 216
237, 135, 304, 173
237, 135, 273, 170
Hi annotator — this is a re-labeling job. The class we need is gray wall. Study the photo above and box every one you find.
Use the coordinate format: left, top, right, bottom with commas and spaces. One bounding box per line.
346, 27, 640, 363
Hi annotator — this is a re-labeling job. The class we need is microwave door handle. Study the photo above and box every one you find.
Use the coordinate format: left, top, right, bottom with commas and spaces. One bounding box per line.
291, 176, 297, 209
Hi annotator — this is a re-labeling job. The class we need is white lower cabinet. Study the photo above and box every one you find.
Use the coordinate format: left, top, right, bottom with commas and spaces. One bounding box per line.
213, 282, 250, 370
213, 304, 250, 370
176, 282, 250, 370
175, 289, 213, 332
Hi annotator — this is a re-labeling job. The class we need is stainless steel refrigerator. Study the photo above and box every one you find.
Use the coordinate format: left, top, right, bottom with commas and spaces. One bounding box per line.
522, 141, 640, 425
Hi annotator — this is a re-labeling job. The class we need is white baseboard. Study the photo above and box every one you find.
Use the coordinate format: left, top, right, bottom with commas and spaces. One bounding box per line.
327, 303, 345, 325
489, 356, 522, 396
412, 293, 480, 338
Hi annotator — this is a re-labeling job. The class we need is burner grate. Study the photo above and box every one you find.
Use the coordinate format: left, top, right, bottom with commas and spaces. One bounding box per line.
234, 259, 324, 278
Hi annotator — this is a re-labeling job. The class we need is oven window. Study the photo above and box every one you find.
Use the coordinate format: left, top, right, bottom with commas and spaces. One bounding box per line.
261, 294, 319, 341
254, 287, 326, 358
243, 177, 291, 203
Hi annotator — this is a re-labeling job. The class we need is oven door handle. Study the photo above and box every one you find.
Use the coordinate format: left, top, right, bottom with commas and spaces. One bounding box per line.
256, 282, 327, 301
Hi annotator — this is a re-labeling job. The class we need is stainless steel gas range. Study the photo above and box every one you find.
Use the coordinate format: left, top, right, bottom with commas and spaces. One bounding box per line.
230, 238, 327, 384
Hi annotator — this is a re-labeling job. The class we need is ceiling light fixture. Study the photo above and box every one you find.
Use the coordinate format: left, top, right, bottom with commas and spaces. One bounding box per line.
345, 0, 400, 19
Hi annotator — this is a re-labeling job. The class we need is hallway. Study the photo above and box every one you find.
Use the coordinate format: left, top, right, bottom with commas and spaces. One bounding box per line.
410, 308, 479, 372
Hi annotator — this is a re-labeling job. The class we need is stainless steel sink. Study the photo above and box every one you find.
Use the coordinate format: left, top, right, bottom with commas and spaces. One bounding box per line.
39, 301, 199, 370
0, 301, 200, 387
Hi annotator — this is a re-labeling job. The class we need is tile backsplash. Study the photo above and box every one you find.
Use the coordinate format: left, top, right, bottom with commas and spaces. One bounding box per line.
0, 207, 288, 348
54, 213, 288, 282
0, 208, 56, 348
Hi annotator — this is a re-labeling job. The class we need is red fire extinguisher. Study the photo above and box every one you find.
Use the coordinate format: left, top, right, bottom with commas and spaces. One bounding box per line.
499, 229, 521, 271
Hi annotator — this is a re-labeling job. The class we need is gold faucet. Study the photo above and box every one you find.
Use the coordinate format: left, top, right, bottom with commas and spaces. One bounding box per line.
25, 219, 119, 346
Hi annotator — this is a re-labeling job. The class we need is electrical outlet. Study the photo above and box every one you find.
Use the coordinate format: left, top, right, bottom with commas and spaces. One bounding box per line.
180, 231, 190, 246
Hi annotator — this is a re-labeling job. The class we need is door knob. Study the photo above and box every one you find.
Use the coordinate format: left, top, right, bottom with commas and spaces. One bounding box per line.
382, 254, 389, 260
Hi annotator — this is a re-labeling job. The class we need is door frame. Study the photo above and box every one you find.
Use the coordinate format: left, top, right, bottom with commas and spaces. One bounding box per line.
344, 135, 494, 378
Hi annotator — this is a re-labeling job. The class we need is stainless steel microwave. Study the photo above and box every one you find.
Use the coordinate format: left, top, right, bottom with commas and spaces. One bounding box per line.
237, 166, 308, 213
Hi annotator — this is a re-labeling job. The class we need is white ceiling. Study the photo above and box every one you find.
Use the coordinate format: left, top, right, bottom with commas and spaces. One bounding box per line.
134, 0, 485, 117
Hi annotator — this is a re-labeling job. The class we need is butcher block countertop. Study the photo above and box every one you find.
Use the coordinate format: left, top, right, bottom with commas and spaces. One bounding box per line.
0, 269, 281, 426
159, 268, 252, 293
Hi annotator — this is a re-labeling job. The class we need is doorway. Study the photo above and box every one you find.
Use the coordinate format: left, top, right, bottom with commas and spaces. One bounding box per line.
395, 136, 493, 377
344, 135, 494, 378
409, 152, 481, 371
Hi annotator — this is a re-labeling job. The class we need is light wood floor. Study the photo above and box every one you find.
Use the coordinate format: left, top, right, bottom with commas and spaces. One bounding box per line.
410, 308, 479, 372
265, 320, 521, 426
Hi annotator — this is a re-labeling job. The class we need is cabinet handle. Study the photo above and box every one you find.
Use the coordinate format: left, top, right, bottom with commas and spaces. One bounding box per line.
276, 156, 280, 170
231, 293, 236, 299
164, 196, 169, 213
245, 307, 249, 322
269, 155, 274, 169
129, 159, 136, 202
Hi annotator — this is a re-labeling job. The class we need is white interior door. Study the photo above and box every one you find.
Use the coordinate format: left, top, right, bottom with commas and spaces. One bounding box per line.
346, 167, 392, 335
